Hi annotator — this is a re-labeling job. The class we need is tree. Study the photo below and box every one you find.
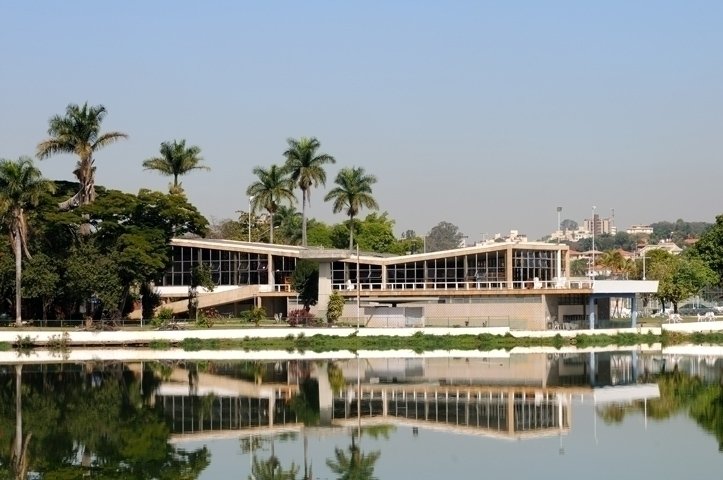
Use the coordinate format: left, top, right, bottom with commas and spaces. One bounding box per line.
188, 263, 215, 322
247, 164, 296, 243
598, 250, 627, 278
560, 219, 578, 231
37, 102, 127, 209
283, 137, 336, 247
690, 214, 723, 284
647, 251, 718, 312
570, 258, 588, 277
274, 205, 303, 245
142, 139, 209, 194
425, 221, 464, 252
249, 456, 299, 480
324, 167, 379, 249
325, 431, 380, 480
0, 157, 56, 325
22, 252, 60, 323
291, 260, 319, 310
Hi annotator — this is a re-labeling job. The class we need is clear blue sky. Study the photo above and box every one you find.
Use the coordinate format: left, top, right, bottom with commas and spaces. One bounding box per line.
1, 1, 722, 240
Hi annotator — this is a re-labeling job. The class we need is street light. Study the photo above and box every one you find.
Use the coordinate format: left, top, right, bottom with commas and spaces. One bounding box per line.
556, 206, 562, 244
591, 205, 596, 284
248, 195, 254, 242
356, 243, 360, 330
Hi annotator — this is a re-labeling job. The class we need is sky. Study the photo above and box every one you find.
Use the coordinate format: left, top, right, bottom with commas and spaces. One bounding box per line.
1, 1, 722, 241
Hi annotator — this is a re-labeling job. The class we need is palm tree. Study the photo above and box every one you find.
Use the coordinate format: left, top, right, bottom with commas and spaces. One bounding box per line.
247, 164, 296, 243
249, 455, 299, 480
283, 137, 336, 247
142, 139, 209, 194
324, 167, 378, 249
0, 157, 56, 326
326, 431, 380, 480
37, 102, 127, 209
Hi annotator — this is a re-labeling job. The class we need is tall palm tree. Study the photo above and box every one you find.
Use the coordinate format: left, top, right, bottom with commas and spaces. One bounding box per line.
37, 102, 127, 209
0, 157, 56, 326
142, 139, 209, 194
247, 164, 296, 243
283, 137, 336, 247
324, 167, 379, 249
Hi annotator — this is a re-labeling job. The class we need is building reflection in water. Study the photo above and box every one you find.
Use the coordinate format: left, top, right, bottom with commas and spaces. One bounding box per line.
157, 351, 664, 443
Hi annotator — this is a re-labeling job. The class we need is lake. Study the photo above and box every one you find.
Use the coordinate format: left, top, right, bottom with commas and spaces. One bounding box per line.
1, 347, 721, 479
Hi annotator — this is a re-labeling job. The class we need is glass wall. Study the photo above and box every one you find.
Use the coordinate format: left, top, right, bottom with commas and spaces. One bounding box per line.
162, 245, 297, 288
511, 249, 557, 289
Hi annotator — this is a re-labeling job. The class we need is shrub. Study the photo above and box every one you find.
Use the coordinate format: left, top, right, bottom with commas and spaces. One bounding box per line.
287, 308, 316, 327
240, 306, 267, 326
325, 291, 345, 325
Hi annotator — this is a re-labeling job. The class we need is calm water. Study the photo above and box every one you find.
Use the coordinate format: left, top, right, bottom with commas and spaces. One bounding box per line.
1, 348, 721, 479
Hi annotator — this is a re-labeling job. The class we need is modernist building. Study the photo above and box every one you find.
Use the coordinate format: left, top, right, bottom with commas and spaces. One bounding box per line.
154, 238, 657, 330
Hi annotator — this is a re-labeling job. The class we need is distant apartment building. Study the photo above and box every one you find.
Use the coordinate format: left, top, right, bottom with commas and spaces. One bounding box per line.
476, 230, 528, 245
583, 214, 616, 236
626, 224, 654, 235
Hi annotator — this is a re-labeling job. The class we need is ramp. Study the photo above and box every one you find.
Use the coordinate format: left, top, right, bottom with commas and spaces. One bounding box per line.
128, 285, 261, 319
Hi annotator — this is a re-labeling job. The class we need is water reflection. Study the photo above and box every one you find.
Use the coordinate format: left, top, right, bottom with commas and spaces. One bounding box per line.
0, 349, 721, 478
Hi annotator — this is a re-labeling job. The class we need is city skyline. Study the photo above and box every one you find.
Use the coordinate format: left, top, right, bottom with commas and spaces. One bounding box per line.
1, 1, 722, 240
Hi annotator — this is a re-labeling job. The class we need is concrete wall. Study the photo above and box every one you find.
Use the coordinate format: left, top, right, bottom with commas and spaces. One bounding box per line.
339, 296, 547, 329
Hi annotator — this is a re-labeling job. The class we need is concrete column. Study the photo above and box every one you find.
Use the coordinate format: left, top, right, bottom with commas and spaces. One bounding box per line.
267, 254, 275, 289
564, 249, 570, 278
507, 392, 515, 434
556, 250, 562, 281
588, 295, 595, 330
631, 295, 638, 327
317, 261, 333, 313
589, 352, 596, 386
506, 246, 513, 289
381, 265, 387, 291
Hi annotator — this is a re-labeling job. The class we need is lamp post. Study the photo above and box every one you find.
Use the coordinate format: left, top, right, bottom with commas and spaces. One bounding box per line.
591, 206, 596, 284
356, 243, 360, 330
556, 206, 562, 243
248, 195, 254, 242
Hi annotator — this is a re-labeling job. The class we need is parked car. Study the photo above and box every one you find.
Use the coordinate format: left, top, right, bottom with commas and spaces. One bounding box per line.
677, 303, 716, 316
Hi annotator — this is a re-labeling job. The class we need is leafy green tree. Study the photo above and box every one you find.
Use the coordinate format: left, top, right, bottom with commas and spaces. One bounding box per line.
143, 139, 209, 194
247, 164, 296, 243
326, 291, 345, 324
425, 221, 464, 252
188, 263, 216, 322
690, 214, 723, 284
648, 251, 718, 312
305, 220, 334, 248
207, 217, 245, 240
283, 137, 336, 247
0, 156, 56, 325
291, 260, 319, 310
570, 258, 588, 277
64, 241, 124, 319
22, 252, 60, 322
37, 102, 127, 209
560, 219, 578, 231
325, 167, 379, 249
354, 213, 397, 253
